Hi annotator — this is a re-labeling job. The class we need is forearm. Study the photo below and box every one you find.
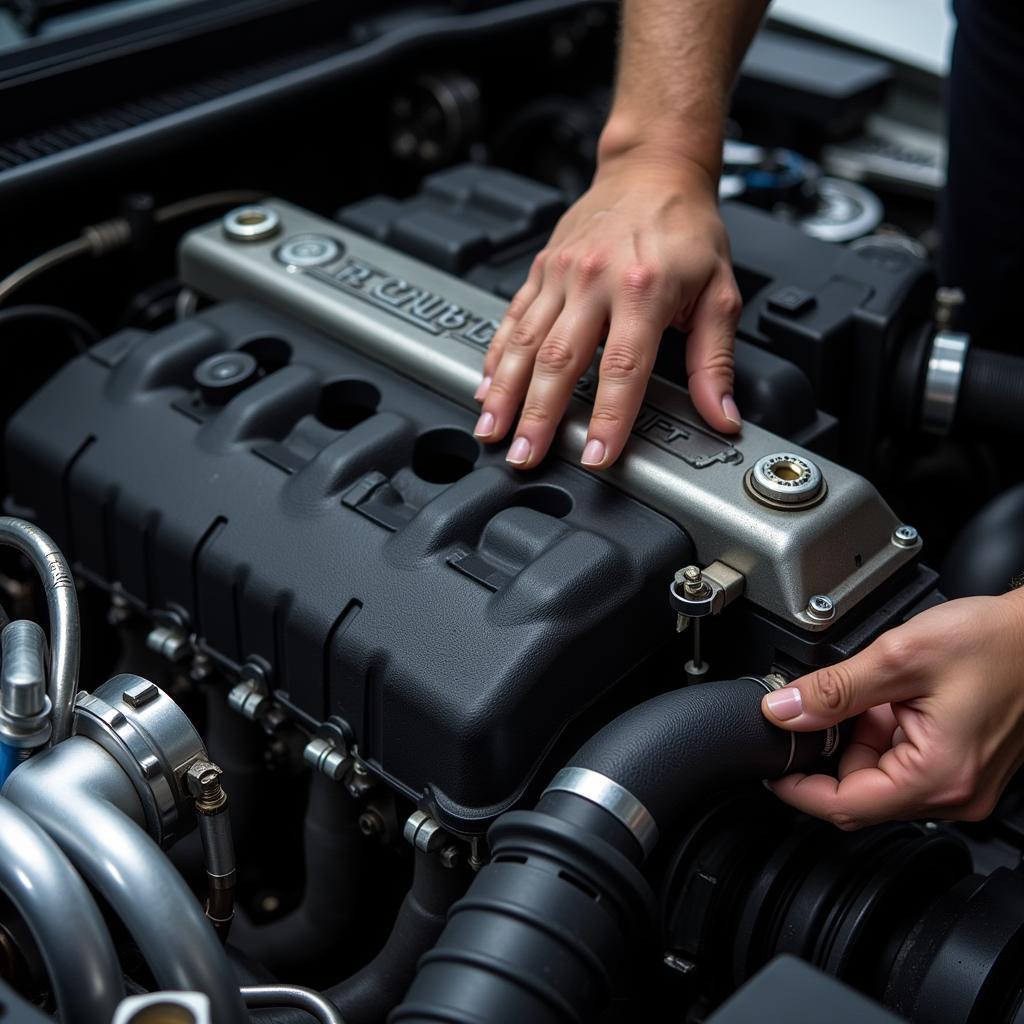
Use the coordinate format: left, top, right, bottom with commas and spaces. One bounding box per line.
599, 0, 770, 180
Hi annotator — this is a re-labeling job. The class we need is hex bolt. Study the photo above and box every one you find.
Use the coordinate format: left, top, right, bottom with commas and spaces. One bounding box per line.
892, 525, 920, 548
806, 594, 836, 622
358, 810, 385, 838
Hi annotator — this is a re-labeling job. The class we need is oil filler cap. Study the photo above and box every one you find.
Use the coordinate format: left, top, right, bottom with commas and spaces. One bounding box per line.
194, 351, 259, 405
746, 452, 825, 510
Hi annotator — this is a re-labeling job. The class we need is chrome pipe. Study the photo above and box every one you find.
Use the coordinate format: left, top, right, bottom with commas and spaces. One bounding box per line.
3, 738, 248, 1024
0, 796, 123, 1023
0, 518, 79, 744
241, 985, 347, 1024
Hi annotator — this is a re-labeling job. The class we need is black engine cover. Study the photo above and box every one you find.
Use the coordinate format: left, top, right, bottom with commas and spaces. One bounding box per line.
4, 301, 691, 830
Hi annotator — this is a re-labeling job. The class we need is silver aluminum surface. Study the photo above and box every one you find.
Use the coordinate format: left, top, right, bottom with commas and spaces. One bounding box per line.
180, 200, 920, 630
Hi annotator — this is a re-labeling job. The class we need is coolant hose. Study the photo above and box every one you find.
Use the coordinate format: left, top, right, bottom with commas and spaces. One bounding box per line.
3, 737, 249, 1024
0, 796, 124, 1023
956, 346, 1024, 439
391, 677, 838, 1024
249, 849, 466, 1024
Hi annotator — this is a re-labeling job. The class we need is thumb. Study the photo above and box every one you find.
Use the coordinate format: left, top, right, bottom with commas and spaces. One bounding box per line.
761, 638, 922, 732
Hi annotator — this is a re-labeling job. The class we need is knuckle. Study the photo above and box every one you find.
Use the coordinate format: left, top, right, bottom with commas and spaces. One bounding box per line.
484, 377, 516, 402
552, 248, 575, 277
811, 665, 855, 716
517, 400, 552, 427
620, 263, 659, 296
506, 294, 531, 320
875, 630, 915, 672
577, 251, 609, 282
589, 405, 623, 427
601, 346, 643, 380
717, 284, 743, 321
536, 338, 576, 374
508, 322, 540, 351
532, 250, 548, 273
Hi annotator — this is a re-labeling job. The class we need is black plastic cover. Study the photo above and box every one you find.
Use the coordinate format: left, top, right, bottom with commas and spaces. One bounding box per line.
706, 956, 904, 1024
4, 301, 692, 831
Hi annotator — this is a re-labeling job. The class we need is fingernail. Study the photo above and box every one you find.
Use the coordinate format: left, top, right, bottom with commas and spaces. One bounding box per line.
506, 436, 532, 465
722, 394, 742, 428
581, 438, 605, 467
474, 376, 492, 402
764, 687, 802, 721
474, 411, 495, 438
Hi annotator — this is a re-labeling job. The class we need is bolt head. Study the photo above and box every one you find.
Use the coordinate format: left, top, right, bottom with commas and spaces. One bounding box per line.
681, 565, 702, 583
892, 525, 919, 547
440, 845, 462, 869
806, 594, 836, 621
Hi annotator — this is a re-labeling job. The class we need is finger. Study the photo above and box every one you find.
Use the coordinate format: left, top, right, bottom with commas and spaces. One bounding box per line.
769, 763, 929, 830
761, 629, 933, 732
506, 297, 607, 469
474, 287, 565, 451
580, 272, 668, 468
480, 253, 547, 395
838, 705, 897, 779
685, 266, 742, 434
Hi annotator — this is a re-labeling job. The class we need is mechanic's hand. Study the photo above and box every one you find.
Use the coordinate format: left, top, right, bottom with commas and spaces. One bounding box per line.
473, 149, 743, 470
760, 589, 1024, 829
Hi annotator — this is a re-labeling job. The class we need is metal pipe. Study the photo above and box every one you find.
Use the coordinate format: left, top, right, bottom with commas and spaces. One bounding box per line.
241, 985, 347, 1024
0, 796, 124, 1023
0, 518, 79, 744
3, 737, 248, 1024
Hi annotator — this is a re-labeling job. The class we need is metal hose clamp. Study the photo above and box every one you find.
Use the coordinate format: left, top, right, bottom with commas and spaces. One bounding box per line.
544, 766, 659, 858
73, 675, 206, 847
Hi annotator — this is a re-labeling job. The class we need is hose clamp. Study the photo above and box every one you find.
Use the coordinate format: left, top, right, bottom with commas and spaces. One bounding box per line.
544, 767, 659, 858
73, 674, 206, 847
921, 330, 970, 436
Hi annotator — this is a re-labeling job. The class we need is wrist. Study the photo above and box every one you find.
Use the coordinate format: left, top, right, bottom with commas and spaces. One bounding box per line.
596, 114, 722, 197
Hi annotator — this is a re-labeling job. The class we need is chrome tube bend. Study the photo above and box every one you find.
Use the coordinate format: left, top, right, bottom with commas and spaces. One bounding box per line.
4, 738, 247, 1024
0, 796, 123, 1023
0, 517, 79, 744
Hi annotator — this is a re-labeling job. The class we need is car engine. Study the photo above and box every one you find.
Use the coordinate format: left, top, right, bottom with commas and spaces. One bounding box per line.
0, 3, 1023, 1023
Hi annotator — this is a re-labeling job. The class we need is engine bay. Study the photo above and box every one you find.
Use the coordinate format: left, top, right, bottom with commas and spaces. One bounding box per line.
0, 3, 1023, 1023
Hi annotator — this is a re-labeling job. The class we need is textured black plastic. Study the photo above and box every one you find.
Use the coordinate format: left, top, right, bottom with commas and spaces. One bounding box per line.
390, 810, 655, 1024
570, 678, 833, 827
4, 300, 691, 831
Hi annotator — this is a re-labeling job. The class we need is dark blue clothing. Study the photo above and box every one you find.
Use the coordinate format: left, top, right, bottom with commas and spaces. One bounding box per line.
943, 0, 1024, 349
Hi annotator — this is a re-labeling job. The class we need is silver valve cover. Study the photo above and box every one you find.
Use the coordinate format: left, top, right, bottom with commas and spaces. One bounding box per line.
179, 199, 920, 630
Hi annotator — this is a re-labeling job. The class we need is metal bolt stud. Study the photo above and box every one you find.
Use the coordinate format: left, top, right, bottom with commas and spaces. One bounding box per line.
358, 810, 385, 838
303, 737, 349, 782
892, 525, 920, 548
681, 565, 711, 599
806, 594, 836, 622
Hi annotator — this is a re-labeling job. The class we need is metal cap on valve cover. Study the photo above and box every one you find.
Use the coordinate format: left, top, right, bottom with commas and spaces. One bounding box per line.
746, 452, 825, 510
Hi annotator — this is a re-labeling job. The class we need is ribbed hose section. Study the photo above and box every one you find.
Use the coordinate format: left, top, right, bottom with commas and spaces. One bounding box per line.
390, 811, 654, 1024
391, 678, 837, 1024
956, 347, 1024, 439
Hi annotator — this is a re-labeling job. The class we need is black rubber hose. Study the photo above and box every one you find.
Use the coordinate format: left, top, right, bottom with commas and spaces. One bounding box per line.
250, 849, 468, 1024
232, 772, 363, 979
391, 678, 838, 1024
956, 347, 1024, 439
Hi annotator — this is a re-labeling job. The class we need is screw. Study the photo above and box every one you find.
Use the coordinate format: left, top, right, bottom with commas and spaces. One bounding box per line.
892, 525, 919, 548
440, 844, 462, 869
358, 810, 384, 838
806, 594, 835, 622
259, 893, 281, 915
